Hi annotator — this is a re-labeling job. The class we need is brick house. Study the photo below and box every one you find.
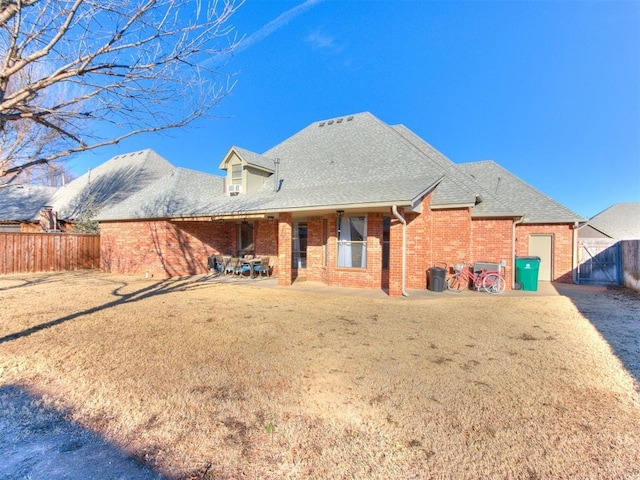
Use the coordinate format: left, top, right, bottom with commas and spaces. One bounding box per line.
95, 112, 584, 296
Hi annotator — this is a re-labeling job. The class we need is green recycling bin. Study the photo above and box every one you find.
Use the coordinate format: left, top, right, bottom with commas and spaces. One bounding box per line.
515, 256, 541, 291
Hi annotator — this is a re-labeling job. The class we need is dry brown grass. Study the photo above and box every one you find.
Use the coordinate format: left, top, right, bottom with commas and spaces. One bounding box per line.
1, 271, 639, 479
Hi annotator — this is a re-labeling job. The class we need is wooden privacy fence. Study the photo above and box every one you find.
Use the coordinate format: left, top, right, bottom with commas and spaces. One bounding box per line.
621, 240, 640, 291
0, 233, 100, 274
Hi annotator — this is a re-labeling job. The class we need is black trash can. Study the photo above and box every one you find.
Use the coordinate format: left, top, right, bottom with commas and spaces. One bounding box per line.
427, 266, 446, 292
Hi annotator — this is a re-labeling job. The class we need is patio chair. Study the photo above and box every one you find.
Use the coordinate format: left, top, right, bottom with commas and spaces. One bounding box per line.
207, 255, 217, 272
235, 258, 252, 277
255, 256, 270, 278
215, 256, 228, 275
225, 257, 239, 276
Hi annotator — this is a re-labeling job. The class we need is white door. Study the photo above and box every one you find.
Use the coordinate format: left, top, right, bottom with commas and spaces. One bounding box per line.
529, 235, 553, 281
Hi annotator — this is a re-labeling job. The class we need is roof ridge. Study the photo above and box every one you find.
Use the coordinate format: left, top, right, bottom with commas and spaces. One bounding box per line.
459, 160, 584, 221
171, 166, 224, 179
389, 124, 488, 204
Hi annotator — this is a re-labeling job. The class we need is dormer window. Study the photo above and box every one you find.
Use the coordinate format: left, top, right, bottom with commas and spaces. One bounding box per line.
231, 164, 242, 184
219, 147, 275, 196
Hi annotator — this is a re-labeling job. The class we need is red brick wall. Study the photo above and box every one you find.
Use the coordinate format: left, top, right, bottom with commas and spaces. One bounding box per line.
401, 194, 515, 290
516, 223, 575, 282
324, 212, 384, 290
254, 219, 279, 277
324, 216, 337, 284
402, 196, 475, 290
305, 216, 324, 282
100, 220, 232, 277
431, 208, 473, 270
278, 213, 292, 286
388, 212, 404, 296
100, 211, 576, 291
471, 218, 513, 282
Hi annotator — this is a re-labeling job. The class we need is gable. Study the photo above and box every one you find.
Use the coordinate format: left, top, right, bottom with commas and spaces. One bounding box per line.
219, 147, 274, 195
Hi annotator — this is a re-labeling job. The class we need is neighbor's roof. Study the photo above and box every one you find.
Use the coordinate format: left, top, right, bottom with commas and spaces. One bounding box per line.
48, 149, 174, 221
457, 161, 584, 223
586, 203, 640, 240
0, 184, 57, 222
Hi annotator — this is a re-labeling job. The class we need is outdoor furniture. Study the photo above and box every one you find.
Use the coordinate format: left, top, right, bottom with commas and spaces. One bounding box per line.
207, 255, 217, 272
234, 257, 252, 277
254, 256, 270, 278
216, 256, 229, 275
225, 257, 239, 276
239, 257, 261, 278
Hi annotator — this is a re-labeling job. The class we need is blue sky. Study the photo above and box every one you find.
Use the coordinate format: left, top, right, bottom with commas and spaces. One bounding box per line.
72, 0, 640, 220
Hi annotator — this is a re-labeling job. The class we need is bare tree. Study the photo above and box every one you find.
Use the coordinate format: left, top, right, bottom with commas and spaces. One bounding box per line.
0, 0, 242, 184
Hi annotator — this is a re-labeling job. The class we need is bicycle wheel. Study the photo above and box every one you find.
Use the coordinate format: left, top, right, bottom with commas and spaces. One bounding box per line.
483, 273, 506, 294
447, 273, 469, 292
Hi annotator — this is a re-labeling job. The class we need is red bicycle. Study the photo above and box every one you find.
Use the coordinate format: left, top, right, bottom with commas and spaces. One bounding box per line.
447, 261, 506, 294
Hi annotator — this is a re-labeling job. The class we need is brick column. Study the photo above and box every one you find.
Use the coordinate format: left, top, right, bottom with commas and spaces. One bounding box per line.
388, 213, 404, 297
278, 213, 293, 286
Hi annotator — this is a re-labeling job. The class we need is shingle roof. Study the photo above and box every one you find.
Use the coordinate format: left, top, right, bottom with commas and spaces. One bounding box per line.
97, 168, 225, 220
257, 112, 446, 208
226, 147, 274, 173
49, 149, 174, 221
586, 203, 640, 240
92, 113, 582, 224
0, 184, 57, 222
457, 161, 584, 223
390, 125, 516, 217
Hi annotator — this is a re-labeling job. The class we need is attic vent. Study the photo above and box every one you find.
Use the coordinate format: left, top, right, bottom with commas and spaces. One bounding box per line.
319, 122, 325, 127
336, 118, 343, 123
327, 120, 334, 125
347, 116, 353, 121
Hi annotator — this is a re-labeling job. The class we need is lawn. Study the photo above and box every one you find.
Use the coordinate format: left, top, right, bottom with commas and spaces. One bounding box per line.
1, 272, 639, 479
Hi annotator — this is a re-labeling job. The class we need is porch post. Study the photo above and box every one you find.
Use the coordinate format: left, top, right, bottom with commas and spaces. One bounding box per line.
278, 213, 293, 286
388, 213, 404, 297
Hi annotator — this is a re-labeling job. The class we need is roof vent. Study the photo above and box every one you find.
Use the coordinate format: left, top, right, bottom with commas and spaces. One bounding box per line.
327, 120, 334, 125
319, 122, 325, 127
347, 116, 354, 121
337, 118, 343, 123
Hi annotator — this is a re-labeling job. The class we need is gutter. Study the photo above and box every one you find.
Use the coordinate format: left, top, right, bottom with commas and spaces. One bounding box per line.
392, 205, 409, 297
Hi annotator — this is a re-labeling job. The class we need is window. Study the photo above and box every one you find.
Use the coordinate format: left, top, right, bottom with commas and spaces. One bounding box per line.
237, 222, 254, 257
337, 216, 367, 268
382, 216, 390, 269
231, 164, 242, 184
292, 222, 307, 268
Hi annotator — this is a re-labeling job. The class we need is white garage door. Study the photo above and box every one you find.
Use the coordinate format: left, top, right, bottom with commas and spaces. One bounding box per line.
529, 235, 553, 281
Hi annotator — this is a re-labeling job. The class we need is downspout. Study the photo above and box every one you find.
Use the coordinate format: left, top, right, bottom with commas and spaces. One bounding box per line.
512, 215, 525, 289
392, 205, 409, 297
